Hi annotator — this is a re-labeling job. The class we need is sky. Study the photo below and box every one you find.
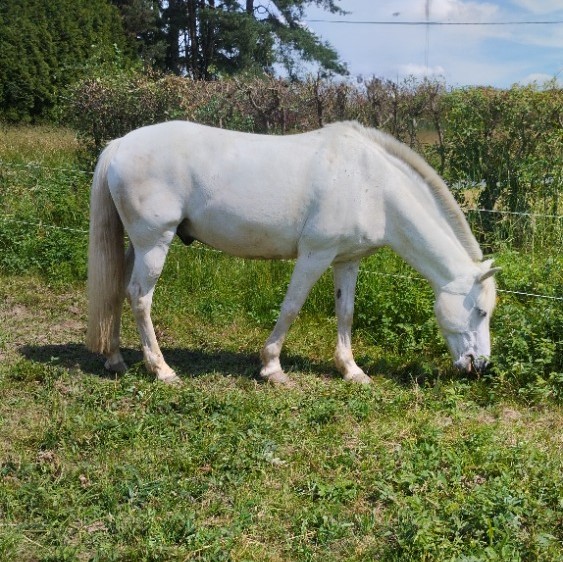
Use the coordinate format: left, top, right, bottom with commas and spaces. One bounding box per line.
304, 0, 563, 88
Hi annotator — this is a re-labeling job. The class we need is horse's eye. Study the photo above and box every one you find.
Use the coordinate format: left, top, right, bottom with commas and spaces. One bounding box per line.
476, 308, 487, 318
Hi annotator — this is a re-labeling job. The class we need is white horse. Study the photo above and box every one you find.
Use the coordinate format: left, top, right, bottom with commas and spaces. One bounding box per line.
87, 121, 498, 384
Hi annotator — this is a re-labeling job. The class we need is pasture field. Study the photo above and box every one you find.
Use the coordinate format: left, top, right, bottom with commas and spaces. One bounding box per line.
1, 125, 563, 561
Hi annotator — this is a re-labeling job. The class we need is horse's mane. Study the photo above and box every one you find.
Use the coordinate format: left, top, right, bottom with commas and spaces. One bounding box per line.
328, 121, 483, 262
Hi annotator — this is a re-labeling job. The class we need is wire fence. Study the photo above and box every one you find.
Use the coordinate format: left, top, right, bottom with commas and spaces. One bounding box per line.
3, 159, 562, 221
1, 160, 563, 302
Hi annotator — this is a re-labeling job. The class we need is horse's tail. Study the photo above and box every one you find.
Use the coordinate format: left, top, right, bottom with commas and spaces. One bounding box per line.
86, 139, 125, 354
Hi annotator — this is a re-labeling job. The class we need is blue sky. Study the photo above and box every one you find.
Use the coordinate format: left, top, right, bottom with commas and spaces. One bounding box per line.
304, 0, 563, 87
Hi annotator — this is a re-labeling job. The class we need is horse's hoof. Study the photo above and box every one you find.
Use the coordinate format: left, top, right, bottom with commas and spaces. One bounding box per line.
158, 372, 183, 385
261, 370, 294, 387
104, 358, 128, 374
344, 371, 372, 384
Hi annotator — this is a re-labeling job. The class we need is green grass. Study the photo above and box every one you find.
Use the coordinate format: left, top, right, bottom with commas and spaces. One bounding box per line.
1, 125, 563, 560
1, 275, 563, 561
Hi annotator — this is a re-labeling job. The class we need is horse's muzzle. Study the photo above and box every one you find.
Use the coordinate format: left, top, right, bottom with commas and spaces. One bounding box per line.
455, 355, 491, 374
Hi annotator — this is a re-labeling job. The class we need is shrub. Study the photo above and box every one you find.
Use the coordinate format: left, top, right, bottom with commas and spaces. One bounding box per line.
440, 83, 563, 246
65, 72, 447, 155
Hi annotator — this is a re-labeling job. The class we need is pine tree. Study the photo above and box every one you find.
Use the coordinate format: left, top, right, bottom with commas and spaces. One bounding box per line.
112, 0, 347, 79
110, 0, 166, 68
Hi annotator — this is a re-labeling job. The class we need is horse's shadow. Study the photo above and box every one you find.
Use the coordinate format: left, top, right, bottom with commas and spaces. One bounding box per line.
18, 342, 456, 387
18, 343, 335, 382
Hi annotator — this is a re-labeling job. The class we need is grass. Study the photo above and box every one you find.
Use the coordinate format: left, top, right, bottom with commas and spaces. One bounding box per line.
2, 276, 563, 561
1, 125, 563, 560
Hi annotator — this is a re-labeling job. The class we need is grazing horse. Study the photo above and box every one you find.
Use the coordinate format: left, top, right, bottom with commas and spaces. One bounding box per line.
87, 121, 498, 384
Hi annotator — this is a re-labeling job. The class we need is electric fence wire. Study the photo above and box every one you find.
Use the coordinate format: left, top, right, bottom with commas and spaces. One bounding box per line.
1, 161, 562, 302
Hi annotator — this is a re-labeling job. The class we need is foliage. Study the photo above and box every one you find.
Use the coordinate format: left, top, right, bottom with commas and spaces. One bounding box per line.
1, 0, 349, 122
109, 0, 347, 79
65, 71, 186, 155
0, 0, 131, 122
110, 0, 167, 69
161, 0, 279, 78
65, 72, 448, 154
440, 84, 563, 243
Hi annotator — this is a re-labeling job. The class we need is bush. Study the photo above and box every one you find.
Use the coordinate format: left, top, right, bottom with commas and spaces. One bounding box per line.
440, 83, 563, 246
0, 0, 130, 122
65, 72, 447, 154
65, 72, 188, 154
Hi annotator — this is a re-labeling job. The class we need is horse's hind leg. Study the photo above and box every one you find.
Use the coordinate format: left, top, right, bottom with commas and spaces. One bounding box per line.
104, 245, 134, 374
127, 231, 179, 383
333, 261, 371, 384
260, 249, 335, 385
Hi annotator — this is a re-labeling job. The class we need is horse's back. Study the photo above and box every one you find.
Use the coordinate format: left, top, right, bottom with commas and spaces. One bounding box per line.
106, 122, 319, 257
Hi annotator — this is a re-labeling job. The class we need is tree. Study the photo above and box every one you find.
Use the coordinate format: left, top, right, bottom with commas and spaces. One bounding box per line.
112, 0, 348, 79
253, 0, 348, 79
0, 0, 130, 121
110, 0, 167, 69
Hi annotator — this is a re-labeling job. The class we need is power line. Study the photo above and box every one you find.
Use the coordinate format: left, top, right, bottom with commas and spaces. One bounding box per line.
305, 19, 563, 26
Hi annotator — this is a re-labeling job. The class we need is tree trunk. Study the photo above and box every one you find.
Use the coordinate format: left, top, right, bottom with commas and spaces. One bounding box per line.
187, 0, 199, 77
201, 0, 215, 79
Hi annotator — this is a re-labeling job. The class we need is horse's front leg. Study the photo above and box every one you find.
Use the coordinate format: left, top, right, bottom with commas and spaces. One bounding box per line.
260, 249, 335, 385
333, 261, 371, 384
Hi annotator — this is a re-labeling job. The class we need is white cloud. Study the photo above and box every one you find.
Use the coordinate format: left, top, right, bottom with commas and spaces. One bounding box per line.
399, 63, 447, 77
521, 72, 562, 85
415, 0, 499, 22
514, 28, 563, 49
510, 0, 563, 15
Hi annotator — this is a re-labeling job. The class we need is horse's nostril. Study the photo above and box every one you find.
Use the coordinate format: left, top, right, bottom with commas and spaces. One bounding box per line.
473, 357, 491, 374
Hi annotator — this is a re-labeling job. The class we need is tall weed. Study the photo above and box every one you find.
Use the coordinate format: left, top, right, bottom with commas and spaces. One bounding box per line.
0, 146, 89, 283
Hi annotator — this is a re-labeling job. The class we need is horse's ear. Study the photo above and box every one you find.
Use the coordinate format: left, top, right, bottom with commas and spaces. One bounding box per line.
480, 267, 501, 282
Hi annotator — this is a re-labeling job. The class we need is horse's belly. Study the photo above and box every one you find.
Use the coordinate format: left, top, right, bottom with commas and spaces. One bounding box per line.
188, 211, 300, 259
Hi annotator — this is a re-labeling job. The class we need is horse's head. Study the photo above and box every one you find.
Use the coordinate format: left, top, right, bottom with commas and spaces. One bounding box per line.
434, 260, 500, 373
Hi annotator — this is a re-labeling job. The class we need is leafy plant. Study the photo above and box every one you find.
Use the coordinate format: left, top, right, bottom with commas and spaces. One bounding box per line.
440, 84, 563, 248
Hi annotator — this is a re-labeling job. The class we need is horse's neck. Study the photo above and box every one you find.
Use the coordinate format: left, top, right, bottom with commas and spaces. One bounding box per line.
386, 190, 476, 291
